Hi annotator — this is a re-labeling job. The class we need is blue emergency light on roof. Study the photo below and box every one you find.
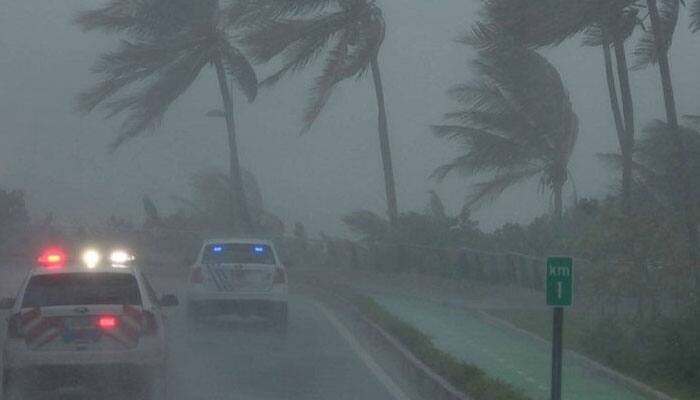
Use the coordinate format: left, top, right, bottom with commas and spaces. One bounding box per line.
254, 246, 264, 254
213, 245, 223, 253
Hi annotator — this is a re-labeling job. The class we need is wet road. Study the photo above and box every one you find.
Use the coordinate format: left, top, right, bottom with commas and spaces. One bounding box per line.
0, 268, 400, 400
165, 294, 397, 400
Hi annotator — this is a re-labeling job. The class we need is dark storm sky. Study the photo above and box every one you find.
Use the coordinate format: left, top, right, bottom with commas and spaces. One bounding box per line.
1, 1, 700, 237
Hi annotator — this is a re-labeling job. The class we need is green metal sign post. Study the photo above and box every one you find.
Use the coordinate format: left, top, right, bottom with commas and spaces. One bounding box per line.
546, 256, 573, 400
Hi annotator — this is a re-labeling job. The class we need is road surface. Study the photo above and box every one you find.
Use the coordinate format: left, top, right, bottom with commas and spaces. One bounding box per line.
0, 266, 404, 400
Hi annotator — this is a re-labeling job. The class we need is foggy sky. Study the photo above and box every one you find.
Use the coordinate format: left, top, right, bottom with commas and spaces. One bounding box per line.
2, 1, 700, 238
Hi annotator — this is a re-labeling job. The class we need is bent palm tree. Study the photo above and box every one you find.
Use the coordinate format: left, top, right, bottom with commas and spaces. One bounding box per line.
468, 0, 639, 214
243, 0, 399, 228
75, 0, 258, 233
432, 46, 578, 220
638, 0, 700, 281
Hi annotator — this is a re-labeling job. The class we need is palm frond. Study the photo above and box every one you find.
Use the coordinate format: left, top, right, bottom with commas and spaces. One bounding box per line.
430, 155, 479, 181
76, 39, 193, 113
433, 44, 577, 208
338, 9, 385, 79
75, 0, 215, 38
243, 10, 352, 63
426, 190, 447, 220
584, 8, 640, 47
245, 0, 338, 18
300, 30, 352, 133
431, 123, 539, 179
447, 81, 512, 113
632, 0, 679, 70
220, 41, 258, 102
476, 47, 574, 146
104, 47, 210, 150
476, 0, 606, 48
582, 25, 606, 47
691, 0, 700, 32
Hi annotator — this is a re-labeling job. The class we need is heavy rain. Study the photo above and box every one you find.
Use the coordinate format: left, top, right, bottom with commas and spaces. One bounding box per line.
1, 1, 699, 400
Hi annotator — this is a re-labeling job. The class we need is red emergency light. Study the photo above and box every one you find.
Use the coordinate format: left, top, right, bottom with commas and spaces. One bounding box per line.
37, 247, 67, 269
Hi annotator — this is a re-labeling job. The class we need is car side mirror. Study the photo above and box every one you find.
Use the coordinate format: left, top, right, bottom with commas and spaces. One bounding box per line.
0, 297, 15, 310
159, 294, 179, 307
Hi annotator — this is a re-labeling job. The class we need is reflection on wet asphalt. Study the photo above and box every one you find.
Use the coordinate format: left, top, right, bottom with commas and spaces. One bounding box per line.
166, 294, 394, 400
1, 285, 395, 400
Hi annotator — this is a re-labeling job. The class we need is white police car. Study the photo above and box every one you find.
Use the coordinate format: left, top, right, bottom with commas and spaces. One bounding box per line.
0, 247, 178, 400
186, 238, 288, 329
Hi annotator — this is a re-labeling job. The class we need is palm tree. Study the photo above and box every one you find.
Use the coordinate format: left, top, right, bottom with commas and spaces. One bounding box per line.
75, 0, 258, 233
432, 46, 578, 221
469, 0, 640, 214
599, 119, 700, 292
637, 0, 700, 279
242, 0, 399, 228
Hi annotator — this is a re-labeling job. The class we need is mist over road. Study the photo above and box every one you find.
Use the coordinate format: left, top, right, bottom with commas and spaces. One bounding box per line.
0, 266, 400, 400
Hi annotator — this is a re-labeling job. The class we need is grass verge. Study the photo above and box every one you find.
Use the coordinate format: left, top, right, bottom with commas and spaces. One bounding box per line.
485, 308, 698, 400
352, 294, 531, 400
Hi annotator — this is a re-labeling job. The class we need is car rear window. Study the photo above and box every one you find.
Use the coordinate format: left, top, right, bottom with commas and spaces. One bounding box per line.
22, 273, 141, 307
201, 243, 276, 265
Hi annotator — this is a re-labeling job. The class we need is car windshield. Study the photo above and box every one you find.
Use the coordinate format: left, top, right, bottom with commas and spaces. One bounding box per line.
201, 244, 276, 265
22, 273, 141, 307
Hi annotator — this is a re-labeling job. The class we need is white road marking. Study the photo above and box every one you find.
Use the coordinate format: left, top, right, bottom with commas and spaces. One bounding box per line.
313, 301, 412, 400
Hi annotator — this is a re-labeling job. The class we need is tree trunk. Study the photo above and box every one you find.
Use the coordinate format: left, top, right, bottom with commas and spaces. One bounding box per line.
370, 55, 399, 229
554, 183, 564, 221
612, 37, 635, 215
602, 40, 625, 148
214, 58, 253, 234
646, 0, 700, 295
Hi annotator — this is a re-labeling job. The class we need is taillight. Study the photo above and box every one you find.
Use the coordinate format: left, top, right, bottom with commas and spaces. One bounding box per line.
142, 311, 158, 336
273, 268, 286, 284
7, 313, 23, 339
98, 315, 118, 330
190, 266, 204, 284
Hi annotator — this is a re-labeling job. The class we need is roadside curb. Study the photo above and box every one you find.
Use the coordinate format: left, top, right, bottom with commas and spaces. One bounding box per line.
301, 279, 471, 400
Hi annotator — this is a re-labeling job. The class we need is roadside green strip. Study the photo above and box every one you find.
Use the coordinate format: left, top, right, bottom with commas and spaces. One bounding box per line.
371, 294, 653, 400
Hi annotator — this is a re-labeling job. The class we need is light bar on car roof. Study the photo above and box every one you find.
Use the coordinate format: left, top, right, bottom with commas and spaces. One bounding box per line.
109, 249, 134, 265
81, 249, 101, 269
37, 247, 67, 269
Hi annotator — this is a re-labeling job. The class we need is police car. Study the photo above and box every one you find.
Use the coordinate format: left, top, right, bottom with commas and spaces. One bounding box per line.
0, 247, 178, 400
186, 239, 288, 329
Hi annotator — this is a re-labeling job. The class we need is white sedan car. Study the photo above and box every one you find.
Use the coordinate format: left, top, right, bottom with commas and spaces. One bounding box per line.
1, 247, 178, 400
186, 238, 288, 329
